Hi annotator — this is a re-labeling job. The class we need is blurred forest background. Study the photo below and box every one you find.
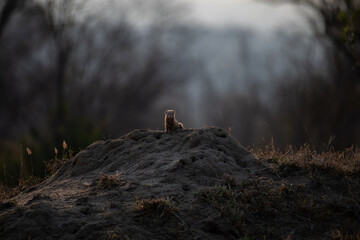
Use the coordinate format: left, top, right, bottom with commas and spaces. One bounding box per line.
0, 0, 359, 186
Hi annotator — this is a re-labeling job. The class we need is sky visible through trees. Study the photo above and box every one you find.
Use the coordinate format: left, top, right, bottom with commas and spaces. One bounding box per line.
0, 0, 359, 185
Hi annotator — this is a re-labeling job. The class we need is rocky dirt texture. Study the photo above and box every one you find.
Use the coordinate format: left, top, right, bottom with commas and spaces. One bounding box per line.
1, 127, 359, 240
0, 127, 257, 240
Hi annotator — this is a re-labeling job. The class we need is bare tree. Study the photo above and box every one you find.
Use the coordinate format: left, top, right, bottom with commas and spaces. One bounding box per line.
260, 0, 360, 148
0, 0, 24, 36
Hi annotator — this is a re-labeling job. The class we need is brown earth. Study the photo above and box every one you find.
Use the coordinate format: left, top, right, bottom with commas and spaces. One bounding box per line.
0, 127, 359, 240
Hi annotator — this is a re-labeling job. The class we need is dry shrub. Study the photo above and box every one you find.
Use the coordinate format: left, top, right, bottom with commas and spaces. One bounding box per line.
98, 172, 125, 190
134, 197, 179, 217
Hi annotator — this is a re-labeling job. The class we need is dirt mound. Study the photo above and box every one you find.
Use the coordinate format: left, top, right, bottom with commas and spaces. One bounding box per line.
0, 127, 257, 240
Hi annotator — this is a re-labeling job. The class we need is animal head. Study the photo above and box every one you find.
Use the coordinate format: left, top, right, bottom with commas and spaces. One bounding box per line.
165, 110, 176, 118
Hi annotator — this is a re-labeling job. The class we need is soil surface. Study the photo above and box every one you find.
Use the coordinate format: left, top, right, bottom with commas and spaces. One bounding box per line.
0, 127, 257, 240
1, 127, 359, 240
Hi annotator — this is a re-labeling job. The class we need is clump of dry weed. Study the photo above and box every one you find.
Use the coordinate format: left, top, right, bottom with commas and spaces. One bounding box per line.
0, 183, 19, 200
98, 172, 125, 189
223, 173, 236, 188
107, 229, 130, 240
134, 197, 179, 217
45, 140, 73, 175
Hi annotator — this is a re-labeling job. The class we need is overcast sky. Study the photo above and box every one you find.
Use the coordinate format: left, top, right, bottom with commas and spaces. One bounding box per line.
181, 0, 318, 33
78, 0, 320, 34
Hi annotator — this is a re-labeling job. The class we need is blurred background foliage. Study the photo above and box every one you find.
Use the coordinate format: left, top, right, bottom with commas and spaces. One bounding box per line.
0, 0, 359, 186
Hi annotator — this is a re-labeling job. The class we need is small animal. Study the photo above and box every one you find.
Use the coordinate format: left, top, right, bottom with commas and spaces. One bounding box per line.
164, 110, 184, 132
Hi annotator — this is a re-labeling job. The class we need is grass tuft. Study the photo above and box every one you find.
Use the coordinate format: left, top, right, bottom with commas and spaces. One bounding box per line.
45, 141, 73, 176
134, 197, 179, 217
98, 172, 125, 189
223, 173, 236, 188
107, 229, 130, 240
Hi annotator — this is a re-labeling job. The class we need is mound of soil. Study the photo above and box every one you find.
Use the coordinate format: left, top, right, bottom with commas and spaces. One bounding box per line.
0, 127, 258, 240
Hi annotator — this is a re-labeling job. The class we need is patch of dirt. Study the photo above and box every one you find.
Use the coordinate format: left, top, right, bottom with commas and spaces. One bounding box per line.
0, 127, 359, 239
0, 127, 255, 240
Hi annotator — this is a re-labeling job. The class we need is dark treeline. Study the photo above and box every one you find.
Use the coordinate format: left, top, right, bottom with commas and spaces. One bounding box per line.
0, 0, 359, 186
274, 0, 360, 147
204, 0, 360, 149
0, 0, 194, 185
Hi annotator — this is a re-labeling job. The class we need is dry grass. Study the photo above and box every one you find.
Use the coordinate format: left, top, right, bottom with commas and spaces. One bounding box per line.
223, 173, 236, 188
1, 141, 73, 200
332, 229, 360, 240
45, 141, 73, 176
98, 172, 126, 189
18, 175, 41, 189
107, 229, 130, 240
134, 197, 179, 218
251, 142, 360, 176
197, 151, 360, 240
0, 183, 19, 200
197, 180, 297, 236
